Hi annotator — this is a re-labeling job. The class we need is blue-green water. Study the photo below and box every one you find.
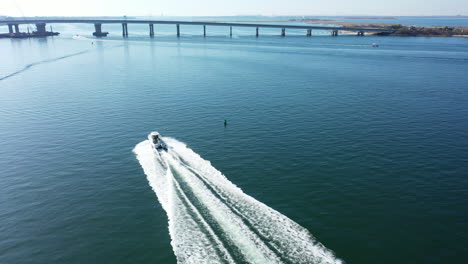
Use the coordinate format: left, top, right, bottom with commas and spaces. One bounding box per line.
1, 20, 468, 264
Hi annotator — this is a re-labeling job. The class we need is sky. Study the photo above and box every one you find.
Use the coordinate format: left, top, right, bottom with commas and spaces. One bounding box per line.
1, 0, 467, 17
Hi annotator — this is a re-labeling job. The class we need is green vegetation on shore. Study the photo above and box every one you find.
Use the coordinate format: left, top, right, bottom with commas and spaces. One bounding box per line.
376, 24, 468, 37
286, 18, 468, 37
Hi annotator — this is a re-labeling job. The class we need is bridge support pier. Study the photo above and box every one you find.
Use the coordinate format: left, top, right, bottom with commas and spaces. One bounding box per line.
35, 23, 46, 34
149, 24, 154, 37
14, 24, 20, 33
281, 28, 285, 37
332, 30, 338, 36
203, 25, 206, 37
122, 23, 128, 37
176, 24, 180, 37
256, 27, 259, 37
230, 26, 232, 37
7, 24, 13, 34
357, 31, 364, 36
93, 23, 108, 37
306, 29, 312, 37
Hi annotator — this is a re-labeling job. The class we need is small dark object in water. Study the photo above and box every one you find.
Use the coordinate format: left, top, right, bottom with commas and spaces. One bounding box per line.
224, 119, 227, 127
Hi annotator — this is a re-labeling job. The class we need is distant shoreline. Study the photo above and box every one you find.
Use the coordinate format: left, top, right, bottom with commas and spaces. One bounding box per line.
203, 18, 468, 37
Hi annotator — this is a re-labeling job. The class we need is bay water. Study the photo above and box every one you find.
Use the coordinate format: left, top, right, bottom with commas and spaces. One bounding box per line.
1, 18, 467, 263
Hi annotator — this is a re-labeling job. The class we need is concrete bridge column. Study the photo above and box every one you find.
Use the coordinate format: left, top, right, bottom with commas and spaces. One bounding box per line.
256, 27, 259, 37
281, 28, 285, 37
7, 24, 14, 34
14, 24, 20, 33
94, 23, 102, 34
176, 24, 180, 37
93, 23, 108, 37
149, 24, 154, 37
122, 23, 128, 37
306, 29, 312, 37
203, 25, 206, 37
230, 26, 232, 37
36, 23, 46, 34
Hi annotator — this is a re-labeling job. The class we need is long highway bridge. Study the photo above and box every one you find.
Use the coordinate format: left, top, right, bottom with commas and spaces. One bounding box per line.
0, 19, 395, 38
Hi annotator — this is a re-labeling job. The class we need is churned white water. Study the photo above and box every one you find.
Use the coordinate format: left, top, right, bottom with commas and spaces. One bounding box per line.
133, 137, 342, 264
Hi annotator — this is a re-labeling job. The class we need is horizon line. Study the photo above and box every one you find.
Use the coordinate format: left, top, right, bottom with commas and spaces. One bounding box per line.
1, 14, 467, 18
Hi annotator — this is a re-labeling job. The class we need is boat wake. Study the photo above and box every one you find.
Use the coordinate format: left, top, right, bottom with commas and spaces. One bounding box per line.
133, 137, 342, 264
0, 50, 89, 81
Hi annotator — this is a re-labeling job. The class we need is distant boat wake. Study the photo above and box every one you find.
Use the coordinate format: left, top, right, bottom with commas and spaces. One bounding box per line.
133, 137, 342, 264
0, 50, 88, 81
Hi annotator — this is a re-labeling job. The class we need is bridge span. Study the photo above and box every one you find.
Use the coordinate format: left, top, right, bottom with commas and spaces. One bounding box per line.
1, 19, 395, 38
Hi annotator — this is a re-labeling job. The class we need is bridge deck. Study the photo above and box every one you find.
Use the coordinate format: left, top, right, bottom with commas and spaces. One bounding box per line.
0, 19, 394, 33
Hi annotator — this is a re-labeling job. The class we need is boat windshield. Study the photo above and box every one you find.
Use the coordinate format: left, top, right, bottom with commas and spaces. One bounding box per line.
153, 135, 159, 143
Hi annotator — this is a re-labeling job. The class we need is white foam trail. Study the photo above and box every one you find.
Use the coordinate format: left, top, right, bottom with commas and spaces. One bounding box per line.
133, 137, 343, 264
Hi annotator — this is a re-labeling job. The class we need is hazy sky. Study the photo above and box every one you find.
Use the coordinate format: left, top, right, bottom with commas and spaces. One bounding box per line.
1, 0, 467, 17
